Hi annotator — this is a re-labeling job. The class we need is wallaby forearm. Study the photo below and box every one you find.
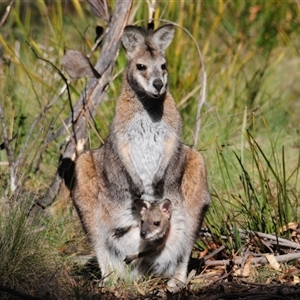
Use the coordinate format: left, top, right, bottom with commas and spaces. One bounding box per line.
124, 244, 163, 264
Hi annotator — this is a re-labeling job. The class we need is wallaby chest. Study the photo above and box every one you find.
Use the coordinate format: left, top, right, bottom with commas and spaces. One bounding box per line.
127, 112, 169, 184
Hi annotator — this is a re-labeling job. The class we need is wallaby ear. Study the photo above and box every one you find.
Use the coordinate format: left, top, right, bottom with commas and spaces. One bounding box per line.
160, 199, 172, 219
134, 199, 150, 215
122, 26, 145, 56
152, 24, 175, 52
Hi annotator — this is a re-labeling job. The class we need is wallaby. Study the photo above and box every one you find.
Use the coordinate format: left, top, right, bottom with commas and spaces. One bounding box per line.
124, 199, 171, 264
73, 24, 210, 291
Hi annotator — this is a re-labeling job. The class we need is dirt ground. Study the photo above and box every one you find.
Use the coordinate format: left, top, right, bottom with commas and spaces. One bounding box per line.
89, 281, 300, 300
67, 253, 300, 300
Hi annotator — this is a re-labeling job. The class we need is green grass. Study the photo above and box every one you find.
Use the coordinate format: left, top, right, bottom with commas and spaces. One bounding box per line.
0, 195, 66, 299
1, 0, 300, 298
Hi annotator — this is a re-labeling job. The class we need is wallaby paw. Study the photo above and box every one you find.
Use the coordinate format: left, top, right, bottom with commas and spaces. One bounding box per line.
166, 278, 185, 293
124, 255, 134, 265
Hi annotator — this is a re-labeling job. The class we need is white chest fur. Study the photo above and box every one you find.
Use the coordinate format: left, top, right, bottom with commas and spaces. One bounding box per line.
127, 112, 169, 193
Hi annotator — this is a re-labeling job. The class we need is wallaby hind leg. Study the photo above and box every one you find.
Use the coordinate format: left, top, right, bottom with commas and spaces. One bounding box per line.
167, 146, 210, 291
181, 146, 210, 226
73, 151, 112, 281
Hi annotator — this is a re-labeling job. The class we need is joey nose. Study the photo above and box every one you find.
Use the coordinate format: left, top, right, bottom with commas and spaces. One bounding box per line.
153, 79, 163, 93
140, 231, 146, 239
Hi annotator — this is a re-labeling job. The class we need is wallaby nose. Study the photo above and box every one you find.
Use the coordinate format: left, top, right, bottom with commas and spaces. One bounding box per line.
140, 231, 147, 239
153, 79, 163, 92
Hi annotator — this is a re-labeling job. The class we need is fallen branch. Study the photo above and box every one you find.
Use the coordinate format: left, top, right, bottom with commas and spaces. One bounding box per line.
204, 252, 300, 267
204, 245, 226, 261
199, 228, 300, 251
247, 231, 300, 250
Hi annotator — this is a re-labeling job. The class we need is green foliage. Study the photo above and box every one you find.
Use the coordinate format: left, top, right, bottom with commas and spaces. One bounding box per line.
0, 0, 300, 293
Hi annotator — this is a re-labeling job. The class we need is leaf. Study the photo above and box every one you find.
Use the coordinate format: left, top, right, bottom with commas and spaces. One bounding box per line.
186, 269, 196, 285
133, 281, 145, 296
280, 222, 298, 233
88, 0, 110, 22
233, 256, 251, 277
199, 247, 208, 259
62, 49, 100, 80
265, 254, 281, 271
293, 275, 300, 284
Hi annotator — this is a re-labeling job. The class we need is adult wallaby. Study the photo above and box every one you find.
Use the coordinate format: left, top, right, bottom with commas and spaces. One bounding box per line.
124, 199, 172, 264
73, 24, 210, 291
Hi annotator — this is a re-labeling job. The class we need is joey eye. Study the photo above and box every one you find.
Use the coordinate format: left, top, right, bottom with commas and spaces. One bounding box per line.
153, 221, 160, 226
136, 64, 146, 71
161, 63, 167, 70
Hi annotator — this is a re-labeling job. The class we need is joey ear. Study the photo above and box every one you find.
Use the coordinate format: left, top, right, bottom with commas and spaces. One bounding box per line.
122, 26, 145, 55
134, 199, 150, 215
160, 199, 172, 218
152, 24, 175, 52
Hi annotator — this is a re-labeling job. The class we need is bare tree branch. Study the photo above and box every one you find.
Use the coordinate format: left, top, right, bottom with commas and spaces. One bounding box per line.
37, 0, 133, 207
0, 0, 14, 28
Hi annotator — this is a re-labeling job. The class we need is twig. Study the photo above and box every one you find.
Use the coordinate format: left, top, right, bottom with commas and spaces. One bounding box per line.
45, 81, 69, 110
14, 114, 44, 176
0, 40, 72, 195
25, 41, 72, 119
0, 134, 17, 150
199, 228, 300, 251
177, 84, 201, 108
252, 231, 300, 250
146, 0, 156, 23
204, 252, 300, 267
0, 0, 14, 28
0, 102, 16, 193
204, 245, 226, 261
88, 27, 108, 57
237, 229, 300, 250
193, 67, 207, 147
208, 269, 235, 286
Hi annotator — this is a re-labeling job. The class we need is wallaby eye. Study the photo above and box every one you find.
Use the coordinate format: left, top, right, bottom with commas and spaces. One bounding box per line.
161, 63, 167, 70
153, 221, 160, 226
136, 64, 146, 71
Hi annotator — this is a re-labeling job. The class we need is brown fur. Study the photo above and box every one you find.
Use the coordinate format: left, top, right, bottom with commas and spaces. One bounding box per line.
73, 24, 210, 291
